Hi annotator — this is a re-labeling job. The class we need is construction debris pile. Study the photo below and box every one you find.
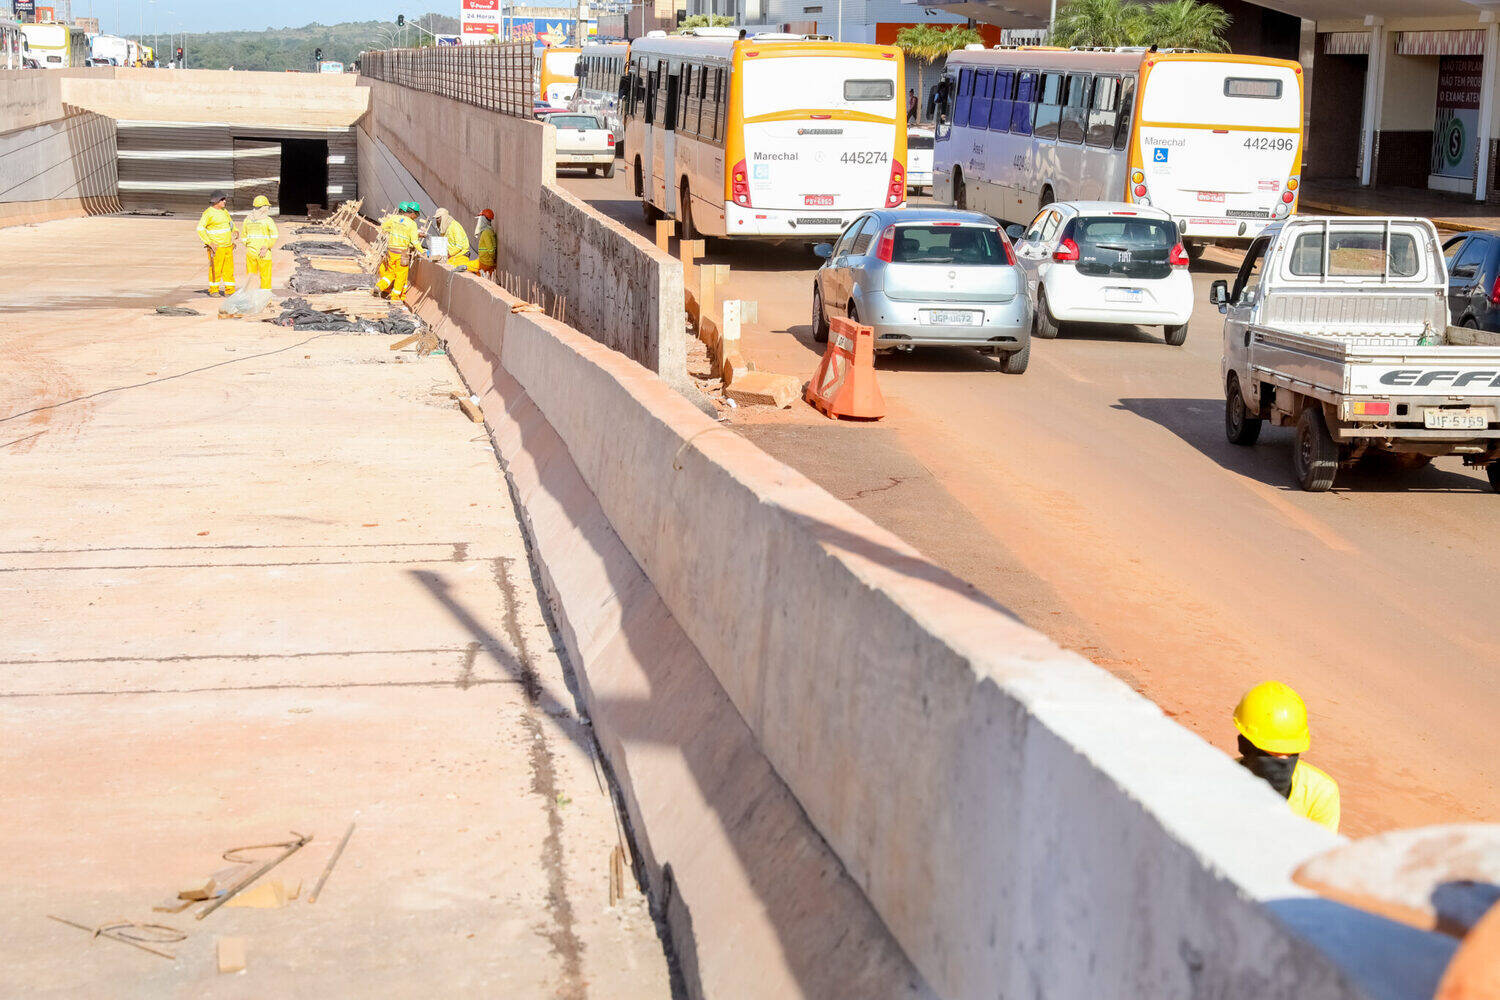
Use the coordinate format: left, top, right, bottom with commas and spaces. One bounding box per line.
286, 238, 374, 294
268, 295, 420, 337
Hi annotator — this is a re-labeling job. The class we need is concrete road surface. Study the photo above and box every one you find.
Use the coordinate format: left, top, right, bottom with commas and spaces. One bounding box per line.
563, 164, 1500, 836
0, 216, 673, 997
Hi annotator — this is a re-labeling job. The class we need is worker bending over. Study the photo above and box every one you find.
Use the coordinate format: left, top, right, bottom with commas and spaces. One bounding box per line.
375, 201, 422, 302
196, 191, 236, 296
475, 209, 497, 278
433, 207, 478, 273
1234, 681, 1340, 833
240, 195, 279, 290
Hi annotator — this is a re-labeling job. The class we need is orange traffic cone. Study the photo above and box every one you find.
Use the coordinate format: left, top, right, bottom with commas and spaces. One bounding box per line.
805, 316, 885, 420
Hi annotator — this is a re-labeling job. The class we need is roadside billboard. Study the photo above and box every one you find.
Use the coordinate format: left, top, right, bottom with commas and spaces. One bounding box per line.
504, 17, 596, 46
1432, 55, 1481, 182
460, 0, 500, 44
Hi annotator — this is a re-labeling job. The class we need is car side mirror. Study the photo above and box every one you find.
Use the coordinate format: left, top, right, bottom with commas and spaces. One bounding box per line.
1209, 280, 1228, 306
1005, 224, 1025, 241
813, 243, 833, 260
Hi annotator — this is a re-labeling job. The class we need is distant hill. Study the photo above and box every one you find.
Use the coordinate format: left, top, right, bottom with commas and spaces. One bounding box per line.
136, 14, 458, 72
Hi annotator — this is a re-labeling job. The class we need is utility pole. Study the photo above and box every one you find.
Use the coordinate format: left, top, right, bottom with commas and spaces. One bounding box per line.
1048, 0, 1056, 42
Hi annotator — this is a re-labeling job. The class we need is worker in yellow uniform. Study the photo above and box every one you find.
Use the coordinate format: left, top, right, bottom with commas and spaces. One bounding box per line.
1233, 681, 1340, 833
433, 207, 478, 273
239, 195, 279, 290
374, 201, 422, 302
475, 208, 497, 278
196, 190, 236, 296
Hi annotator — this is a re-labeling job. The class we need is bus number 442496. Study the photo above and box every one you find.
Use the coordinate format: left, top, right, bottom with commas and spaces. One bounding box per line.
1243, 136, 1295, 151
840, 151, 890, 165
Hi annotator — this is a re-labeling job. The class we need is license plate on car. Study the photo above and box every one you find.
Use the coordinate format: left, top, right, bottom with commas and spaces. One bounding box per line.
1424, 408, 1487, 429
1105, 288, 1144, 303
568, 153, 596, 161
924, 310, 981, 326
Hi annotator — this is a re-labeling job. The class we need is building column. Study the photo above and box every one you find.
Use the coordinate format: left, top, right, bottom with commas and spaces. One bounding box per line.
1360, 17, 1387, 187
1476, 16, 1499, 202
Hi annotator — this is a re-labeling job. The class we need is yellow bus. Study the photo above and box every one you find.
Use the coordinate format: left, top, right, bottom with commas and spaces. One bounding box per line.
622, 28, 907, 241
20, 22, 88, 67
539, 46, 581, 109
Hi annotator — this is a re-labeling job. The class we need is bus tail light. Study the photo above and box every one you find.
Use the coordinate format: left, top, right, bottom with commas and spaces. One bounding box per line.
886, 161, 906, 208
1169, 243, 1189, 267
1281, 191, 1294, 203
1053, 237, 1080, 263
732, 159, 751, 207
876, 225, 896, 262
1131, 169, 1144, 184
1133, 183, 1147, 199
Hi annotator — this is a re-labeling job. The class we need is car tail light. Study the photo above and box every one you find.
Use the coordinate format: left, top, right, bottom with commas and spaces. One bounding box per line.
1169, 243, 1189, 267
732, 159, 751, 207
876, 224, 896, 263
1133, 183, 1147, 198
1490, 273, 1500, 305
1053, 237, 1079, 263
886, 160, 906, 208
995, 228, 1017, 266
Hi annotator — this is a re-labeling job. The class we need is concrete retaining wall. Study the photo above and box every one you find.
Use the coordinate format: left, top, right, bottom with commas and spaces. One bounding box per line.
354, 129, 436, 221
357, 77, 686, 384
401, 256, 1454, 1000
0, 72, 118, 228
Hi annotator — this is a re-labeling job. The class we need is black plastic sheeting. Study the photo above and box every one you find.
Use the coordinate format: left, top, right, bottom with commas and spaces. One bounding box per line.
287, 268, 375, 294
267, 297, 419, 337
285, 240, 364, 259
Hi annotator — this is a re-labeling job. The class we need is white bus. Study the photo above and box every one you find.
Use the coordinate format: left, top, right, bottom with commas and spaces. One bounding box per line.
623, 29, 907, 241
21, 23, 89, 67
570, 41, 629, 139
89, 33, 131, 66
539, 47, 581, 109
934, 49, 1304, 248
1, 19, 24, 70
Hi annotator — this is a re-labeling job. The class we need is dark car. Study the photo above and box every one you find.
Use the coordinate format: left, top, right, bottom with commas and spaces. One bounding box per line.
1442, 231, 1500, 329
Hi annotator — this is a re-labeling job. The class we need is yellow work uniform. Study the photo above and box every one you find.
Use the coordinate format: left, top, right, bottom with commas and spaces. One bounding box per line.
240, 215, 279, 290
376, 217, 421, 300
440, 220, 477, 273
476, 227, 496, 275
1288, 761, 1340, 833
196, 206, 236, 295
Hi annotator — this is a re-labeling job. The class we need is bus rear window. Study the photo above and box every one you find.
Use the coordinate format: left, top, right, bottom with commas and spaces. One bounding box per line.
890, 226, 1009, 265
845, 79, 894, 101
1224, 77, 1282, 99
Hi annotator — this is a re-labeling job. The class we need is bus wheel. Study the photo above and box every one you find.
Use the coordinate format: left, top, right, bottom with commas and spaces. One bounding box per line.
953, 171, 967, 210
1039, 186, 1054, 212
680, 182, 697, 240
633, 158, 644, 197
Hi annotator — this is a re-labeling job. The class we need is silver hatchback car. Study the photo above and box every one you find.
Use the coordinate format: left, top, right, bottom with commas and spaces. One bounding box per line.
811, 208, 1033, 373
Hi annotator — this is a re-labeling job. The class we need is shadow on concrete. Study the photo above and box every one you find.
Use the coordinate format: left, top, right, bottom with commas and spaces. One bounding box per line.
1114, 396, 1493, 493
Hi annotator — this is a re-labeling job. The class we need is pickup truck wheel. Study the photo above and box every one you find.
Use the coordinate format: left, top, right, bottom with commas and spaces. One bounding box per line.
1294, 406, 1339, 492
1034, 289, 1059, 339
1224, 376, 1262, 445
586, 166, 597, 177
603, 158, 616, 179
811, 286, 829, 343
1000, 341, 1030, 374
1487, 463, 1500, 492
1164, 323, 1187, 347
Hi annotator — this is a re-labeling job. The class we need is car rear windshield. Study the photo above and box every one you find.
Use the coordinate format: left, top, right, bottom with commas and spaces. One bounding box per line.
1287, 230, 1421, 278
551, 115, 599, 130
907, 133, 934, 150
1070, 216, 1176, 279
891, 225, 1008, 265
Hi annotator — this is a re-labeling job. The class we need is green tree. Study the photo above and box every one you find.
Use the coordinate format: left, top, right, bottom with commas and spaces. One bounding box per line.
896, 24, 983, 123
1143, 0, 1230, 51
1050, 0, 1230, 51
677, 14, 734, 31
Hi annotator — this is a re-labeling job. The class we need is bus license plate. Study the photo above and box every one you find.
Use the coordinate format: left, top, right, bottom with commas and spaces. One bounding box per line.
1106, 288, 1144, 303
924, 310, 980, 326
804, 194, 835, 206
1424, 408, 1487, 430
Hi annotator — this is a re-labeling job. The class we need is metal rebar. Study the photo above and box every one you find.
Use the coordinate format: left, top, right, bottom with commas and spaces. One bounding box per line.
197, 831, 312, 920
307, 822, 355, 904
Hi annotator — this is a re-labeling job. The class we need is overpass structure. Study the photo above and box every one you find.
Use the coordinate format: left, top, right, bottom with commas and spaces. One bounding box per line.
0, 59, 1480, 998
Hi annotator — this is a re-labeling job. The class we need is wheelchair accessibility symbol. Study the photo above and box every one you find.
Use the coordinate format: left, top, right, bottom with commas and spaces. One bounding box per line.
1153, 148, 1169, 163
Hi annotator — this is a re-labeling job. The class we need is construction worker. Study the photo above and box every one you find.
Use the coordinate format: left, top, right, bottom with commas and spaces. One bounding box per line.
374, 201, 421, 302
196, 190, 236, 296
475, 209, 497, 278
433, 207, 478, 273
1233, 682, 1341, 833
240, 195, 278, 290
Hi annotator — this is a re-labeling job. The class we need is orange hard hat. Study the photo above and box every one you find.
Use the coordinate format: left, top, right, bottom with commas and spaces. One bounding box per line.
480, 209, 494, 220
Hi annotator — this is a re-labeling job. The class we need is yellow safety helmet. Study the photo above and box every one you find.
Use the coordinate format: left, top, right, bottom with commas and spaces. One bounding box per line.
1233, 682, 1310, 755
253, 195, 270, 208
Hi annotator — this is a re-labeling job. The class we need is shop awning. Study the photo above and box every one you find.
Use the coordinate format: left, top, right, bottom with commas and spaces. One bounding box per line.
1395, 28, 1486, 56
1320, 31, 1371, 56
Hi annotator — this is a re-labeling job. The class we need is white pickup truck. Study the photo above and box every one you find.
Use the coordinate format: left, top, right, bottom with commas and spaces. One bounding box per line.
1214, 215, 1500, 491
548, 113, 616, 178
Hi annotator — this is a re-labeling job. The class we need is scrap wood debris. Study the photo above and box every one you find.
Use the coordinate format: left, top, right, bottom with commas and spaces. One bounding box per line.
293, 225, 340, 236
269, 296, 420, 336
285, 240, 364, 259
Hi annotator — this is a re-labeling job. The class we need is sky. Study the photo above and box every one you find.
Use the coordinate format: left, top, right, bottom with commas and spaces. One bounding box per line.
73, 0, 419, 36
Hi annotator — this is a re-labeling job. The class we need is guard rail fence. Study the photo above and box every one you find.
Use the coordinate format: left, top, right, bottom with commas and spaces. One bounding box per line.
361, 43, 535, 119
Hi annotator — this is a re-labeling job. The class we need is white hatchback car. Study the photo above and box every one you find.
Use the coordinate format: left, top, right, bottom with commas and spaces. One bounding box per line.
1007, 201, 1193, 346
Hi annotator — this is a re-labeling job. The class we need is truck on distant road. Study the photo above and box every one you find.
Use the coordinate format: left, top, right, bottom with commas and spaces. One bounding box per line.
1215, 215, 1500, 492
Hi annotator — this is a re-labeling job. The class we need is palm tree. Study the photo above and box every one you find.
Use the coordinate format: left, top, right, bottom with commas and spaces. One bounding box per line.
896, 24, 983, 123
1145, 0, 1231, 51
1050, 0, 1231, 51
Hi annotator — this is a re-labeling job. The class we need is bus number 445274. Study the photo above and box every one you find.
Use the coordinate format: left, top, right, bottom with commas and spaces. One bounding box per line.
1243, 136, 1295, 151
841, 151, 890, 165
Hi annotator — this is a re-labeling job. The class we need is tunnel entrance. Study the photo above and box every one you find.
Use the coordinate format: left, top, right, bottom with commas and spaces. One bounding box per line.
277, 138, 330, 215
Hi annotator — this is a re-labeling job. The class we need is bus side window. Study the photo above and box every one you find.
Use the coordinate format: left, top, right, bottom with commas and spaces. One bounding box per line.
989, 70, 1014, 132
955, 68, 974, 127
1034, 73, 1062, 141
680, 65, 697, 136
712, 68, 726, 143
644, 66, 657, 124
1011, 71, 1036, 135
972, 70, 993, 130
1059, 73, 1089, 144
1113, 76, 1136, 150
1086, 75, 1118, 147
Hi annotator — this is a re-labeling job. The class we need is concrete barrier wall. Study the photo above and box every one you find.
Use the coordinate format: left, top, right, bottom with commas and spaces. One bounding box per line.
60, 69, 369, 127
355, 129, 437, 221
0, 72, 118, 228
358, 78, 687, 383
400, 257, 1454, 1000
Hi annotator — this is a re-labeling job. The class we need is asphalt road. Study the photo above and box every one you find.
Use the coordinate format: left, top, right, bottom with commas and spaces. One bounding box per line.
561, 164, 1500, 836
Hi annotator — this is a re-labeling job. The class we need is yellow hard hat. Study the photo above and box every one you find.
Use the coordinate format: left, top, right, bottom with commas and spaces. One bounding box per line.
253, 195, 270, 208
1233, 682, 1310, 755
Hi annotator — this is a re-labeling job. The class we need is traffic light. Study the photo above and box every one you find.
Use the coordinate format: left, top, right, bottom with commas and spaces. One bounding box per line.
396, 13, 405, 26
314, 47, 322, 61
175, 46, 183, 63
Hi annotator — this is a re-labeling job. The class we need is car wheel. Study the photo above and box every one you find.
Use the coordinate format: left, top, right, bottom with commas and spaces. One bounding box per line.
1034, 289, 1059, 339
847, 302, 860, 326
603, 158, 616, 179
1487, 462, 1500, 492
1164, 323, 1187, 346
1224, 374, 1261, 446
1293, 405, 1339, 492
1000, 341, 1029, 374
812, 286, 829, 343
1463, 317, 1479, 329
